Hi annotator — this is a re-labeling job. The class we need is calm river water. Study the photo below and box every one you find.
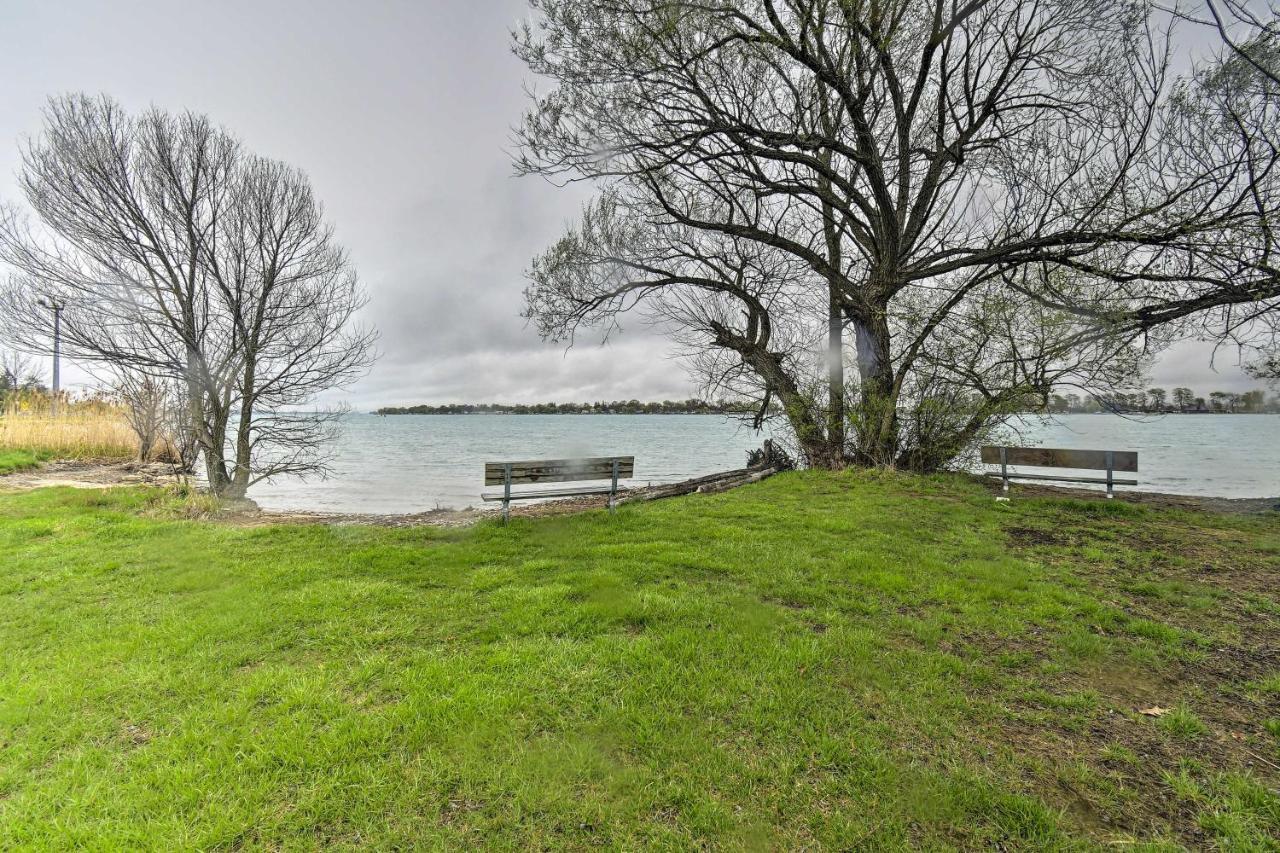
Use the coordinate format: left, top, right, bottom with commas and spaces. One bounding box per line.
247, 413, 1279, 513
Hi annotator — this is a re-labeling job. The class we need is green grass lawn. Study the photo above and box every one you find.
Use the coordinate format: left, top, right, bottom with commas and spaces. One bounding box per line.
1, 472, 1277, 849
0, 448, 48, 475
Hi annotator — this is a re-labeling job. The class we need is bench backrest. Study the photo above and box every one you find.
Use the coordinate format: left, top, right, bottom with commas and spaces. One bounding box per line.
980, 446, 1138, 472
484, 456, 635, 486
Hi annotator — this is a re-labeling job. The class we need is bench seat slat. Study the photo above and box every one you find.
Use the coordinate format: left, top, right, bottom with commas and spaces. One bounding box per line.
481, 484, 625, 501
982, 472, 1139, 486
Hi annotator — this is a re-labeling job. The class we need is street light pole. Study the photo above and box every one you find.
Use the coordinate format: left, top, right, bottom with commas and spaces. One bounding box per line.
37, 298, 64, 417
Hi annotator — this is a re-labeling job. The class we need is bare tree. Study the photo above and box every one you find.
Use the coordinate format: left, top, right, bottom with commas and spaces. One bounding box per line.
0, 349, 41, 396
113, 370, 167, 461
515, 0, 1280, 470
146, 373, 201, 474
0, 95, 376, 497
110, 369, 201, 466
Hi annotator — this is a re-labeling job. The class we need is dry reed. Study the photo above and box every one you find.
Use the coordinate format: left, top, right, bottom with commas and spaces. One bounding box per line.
0, 392, 139, 460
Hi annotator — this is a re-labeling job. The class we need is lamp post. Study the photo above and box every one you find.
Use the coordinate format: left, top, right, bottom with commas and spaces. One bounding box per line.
37, 297, 64, 417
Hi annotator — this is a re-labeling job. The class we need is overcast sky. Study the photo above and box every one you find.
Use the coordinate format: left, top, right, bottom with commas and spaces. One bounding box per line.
0, 0, 1262, 407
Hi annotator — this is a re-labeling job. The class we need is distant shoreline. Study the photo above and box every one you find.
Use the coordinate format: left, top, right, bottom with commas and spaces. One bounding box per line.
371, 410, 752, 416
1036, 410, 1280, 416
368, 409, 1279, 417
374, 401, 758, 416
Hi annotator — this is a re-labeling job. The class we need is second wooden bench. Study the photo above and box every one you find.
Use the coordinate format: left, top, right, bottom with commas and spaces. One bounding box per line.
482, 455, 634, 523
981, 445, 1138, 498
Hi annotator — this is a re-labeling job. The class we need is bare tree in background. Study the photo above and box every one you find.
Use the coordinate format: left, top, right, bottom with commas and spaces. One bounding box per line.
516, 0, 1280, 470
0, 95, 376, 498
113, 370, 167, 461
1, 349, 39, 391
162, 379, 201, 474
0, 349, 43, 405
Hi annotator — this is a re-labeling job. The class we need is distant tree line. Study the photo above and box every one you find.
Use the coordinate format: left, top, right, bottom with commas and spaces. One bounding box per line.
1041, 388, 1280, 414
376, 399, 760, 416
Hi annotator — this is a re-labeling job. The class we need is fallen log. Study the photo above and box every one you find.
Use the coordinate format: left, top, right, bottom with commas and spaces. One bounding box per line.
696, 466, 778, 494
617, 465, 780, 505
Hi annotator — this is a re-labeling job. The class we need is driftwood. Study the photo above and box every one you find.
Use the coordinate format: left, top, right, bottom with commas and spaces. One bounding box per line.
616, 465, 780, 505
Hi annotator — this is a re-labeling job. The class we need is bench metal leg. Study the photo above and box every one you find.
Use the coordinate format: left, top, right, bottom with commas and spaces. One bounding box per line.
503, 463, 512, 524
609, 459, 619, 514
1000, 446, 1009, 494
1105, 451, 1114, 499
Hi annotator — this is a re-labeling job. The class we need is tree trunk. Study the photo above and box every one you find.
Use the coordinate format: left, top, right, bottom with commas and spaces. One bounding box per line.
226, 427, 252, 499
201, 426, 232, 496
712, 322, 844, 469
826, 289, 845, 458
750, 352, 843, 470
185, 351, 234, 497
227, 358, 256, 500
849, 306, 899, 467
200, 406, 234, 497
818, 143, 846, 463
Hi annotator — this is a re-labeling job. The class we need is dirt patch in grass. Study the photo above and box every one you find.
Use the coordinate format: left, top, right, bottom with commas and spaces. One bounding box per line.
939, 631, 1280, 845
244, 494, 622, 528
0, 459, 177, 490
1005, 525, 1072, 547
121, 722, 153, 747
878, 622, 1257, 843
987, 502, 1280, 844
1004, 711, 1200, 842
245, 505, 485, 529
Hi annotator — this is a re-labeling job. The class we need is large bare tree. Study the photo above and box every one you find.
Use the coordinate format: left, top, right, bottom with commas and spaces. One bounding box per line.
0, 95, 376, 497
515, 0, 1280, 469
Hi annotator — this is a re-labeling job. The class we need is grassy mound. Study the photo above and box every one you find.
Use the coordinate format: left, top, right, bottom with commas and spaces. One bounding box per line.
0, 472, 1276, 848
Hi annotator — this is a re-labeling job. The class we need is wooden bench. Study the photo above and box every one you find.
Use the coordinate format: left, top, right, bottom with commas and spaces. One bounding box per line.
980, 446, 1138, 499
482, 456, 634, 523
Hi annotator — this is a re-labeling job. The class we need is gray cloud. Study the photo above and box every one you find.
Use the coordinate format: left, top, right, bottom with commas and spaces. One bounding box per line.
0, 0, 1263, 407
1147, 340, 1267, 395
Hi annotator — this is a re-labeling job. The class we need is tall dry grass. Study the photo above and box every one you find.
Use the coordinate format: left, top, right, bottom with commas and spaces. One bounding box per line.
0, 392, 139, 460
